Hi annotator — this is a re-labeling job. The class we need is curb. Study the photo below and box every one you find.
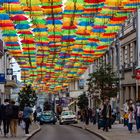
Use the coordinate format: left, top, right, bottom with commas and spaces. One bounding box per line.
24, 123, 41, 140
71, 124, 109, 140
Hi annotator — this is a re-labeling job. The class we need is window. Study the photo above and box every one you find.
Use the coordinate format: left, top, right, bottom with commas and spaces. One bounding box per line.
129, 86, 131, 99
127, 44, 131, 66
116, 45, 119, 68
122, 47, 125, 66
111, 48, 114, 68
78, 79, 84, 89
123, 87, 125, 104
133, 41, 137, 62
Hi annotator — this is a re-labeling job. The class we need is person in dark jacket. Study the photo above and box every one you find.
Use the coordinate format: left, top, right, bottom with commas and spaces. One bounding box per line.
102, 97, 112, 132
23, 103, 33, 136
83, 108, 90, 128
33, 110, 37, 122
1, 99, 12, 137
10, 100, 19, 137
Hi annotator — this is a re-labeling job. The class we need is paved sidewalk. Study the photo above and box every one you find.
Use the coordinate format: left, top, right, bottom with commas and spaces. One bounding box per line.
0, 122, 40, 140
72, 122, 140, 140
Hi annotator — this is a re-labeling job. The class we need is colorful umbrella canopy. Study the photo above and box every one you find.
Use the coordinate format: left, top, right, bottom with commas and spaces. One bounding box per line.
0, 0, 139, 92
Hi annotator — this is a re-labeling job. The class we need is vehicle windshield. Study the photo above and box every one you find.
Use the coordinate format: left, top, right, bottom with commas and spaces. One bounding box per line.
44, 111, 53, 116
62, 111, 74, 116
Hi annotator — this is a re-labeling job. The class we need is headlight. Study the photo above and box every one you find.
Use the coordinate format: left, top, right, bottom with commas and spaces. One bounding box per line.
61, 118, 64, 120
50, 118, 54, 121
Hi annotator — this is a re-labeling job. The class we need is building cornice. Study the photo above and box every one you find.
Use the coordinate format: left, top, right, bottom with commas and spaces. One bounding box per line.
119, 28, 136, 40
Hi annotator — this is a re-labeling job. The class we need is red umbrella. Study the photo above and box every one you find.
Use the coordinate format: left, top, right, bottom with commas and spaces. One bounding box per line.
18, 31, 32, 34
21, 39, 35, 44
11, 15, 28, 21
0, 23, 14, 27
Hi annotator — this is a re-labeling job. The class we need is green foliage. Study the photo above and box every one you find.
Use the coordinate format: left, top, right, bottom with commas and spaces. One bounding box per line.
87, 62, 119, 100
77, 93, 88, 110
18, 85, 37, 111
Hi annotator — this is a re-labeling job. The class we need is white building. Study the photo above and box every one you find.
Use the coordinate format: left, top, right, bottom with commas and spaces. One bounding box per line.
0, 32, 18, 103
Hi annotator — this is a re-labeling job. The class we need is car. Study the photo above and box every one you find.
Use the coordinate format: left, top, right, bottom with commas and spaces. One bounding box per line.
59, 110, 78, 125
39, 111, 57, 125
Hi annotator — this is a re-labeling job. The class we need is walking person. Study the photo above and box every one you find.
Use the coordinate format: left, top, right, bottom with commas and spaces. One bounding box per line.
123, 100, 129, 126
92, 107, 96, 125
102, 97, 112, 132
135, 100, 140, 133
33, 110, 37, 123
128, 107, 134, 133
10, 100, 19, 137
88, 108, 92, 122
1, 99, 13, 137
83, 108, 90, 129
23, 103, 33, 136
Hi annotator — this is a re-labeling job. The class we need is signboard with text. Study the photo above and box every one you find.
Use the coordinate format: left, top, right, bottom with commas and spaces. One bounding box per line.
0, 73, 5, 84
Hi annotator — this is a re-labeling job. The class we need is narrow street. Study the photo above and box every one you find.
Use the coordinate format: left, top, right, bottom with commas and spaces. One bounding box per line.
29, 124, 101, 140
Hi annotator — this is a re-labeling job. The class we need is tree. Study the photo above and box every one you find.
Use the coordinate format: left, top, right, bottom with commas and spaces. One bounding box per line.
77, 93, 88, 110
18, 84, 37, 110
87, 62, 119, 100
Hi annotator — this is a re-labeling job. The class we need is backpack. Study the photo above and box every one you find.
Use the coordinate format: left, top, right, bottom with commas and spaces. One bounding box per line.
137, 106, 140, 117
5, 104, 13, 117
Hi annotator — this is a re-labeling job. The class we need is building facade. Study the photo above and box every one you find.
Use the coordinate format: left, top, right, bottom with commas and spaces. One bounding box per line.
93, 13, 138, 109
0, 32, 18, 103
119, 13, 137, 108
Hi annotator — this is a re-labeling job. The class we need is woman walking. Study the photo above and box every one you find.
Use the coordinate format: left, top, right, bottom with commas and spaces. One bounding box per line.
10, 100, 19, 137
23, 104, 33, 136
128, 107, 134, 133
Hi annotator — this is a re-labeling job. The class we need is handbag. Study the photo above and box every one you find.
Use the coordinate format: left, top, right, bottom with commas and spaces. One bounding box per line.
29, 113, 34, 122
20, 120, 25, 129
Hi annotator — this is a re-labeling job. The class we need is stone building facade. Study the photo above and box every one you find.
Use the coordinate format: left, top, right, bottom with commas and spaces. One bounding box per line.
0, 32, 18, 103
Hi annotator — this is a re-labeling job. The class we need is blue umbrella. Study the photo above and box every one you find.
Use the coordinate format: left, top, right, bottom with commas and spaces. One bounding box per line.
0, 14, 9, 20
33, 28, 47, 32
15, 24, 30, 29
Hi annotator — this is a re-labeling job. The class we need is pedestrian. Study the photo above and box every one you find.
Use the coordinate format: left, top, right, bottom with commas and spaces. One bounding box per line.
123, 100, 129, 126
102, 97, 112, 132
10, 100, 19, 137
77, 110, 81, 120
97, 108, 102, 121
89, 108, 92, 122
83, 108, 90, 128
129, 99, 135, 111
1, 99, 13, 137
128, 107, 134, 133
33, 110, 37, 122
135, 100, 140, 133
92, 107, 96, 125
23, 103, 33, 136
123, 112, 128, 126
18, 111, 23, 125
